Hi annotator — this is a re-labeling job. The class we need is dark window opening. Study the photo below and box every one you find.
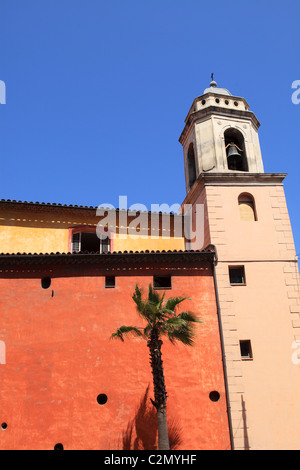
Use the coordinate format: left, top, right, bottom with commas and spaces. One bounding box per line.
1, 423, 7, 430
54, 443, 64, 450
224, 128, 248, 172
41, 277, 51, 289
229, 266, 246, 285
240, 340, 253, 360
153, 275, 172, 289
97, 394, 108, 405
105, 276, 115, 288
81, 232, 101, 253
187, 143, 197, 189
71, 231, 110, 253
209, 391, 220, 402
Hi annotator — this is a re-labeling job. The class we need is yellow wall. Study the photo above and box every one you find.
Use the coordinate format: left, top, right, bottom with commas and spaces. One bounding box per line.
113, 233, 184, 252
0, 207, 185, 254
0, 225, 68, 254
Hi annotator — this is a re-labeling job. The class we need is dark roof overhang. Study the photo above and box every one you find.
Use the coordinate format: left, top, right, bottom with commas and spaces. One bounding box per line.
0, 249, 215, 271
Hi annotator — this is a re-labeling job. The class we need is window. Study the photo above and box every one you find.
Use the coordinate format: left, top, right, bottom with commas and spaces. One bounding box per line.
240, 340, 253, 360
209, 391, 220, 402
238, 193, 257, 221
229, 266, 246, 285
41, 277, 51, 289
54, 443, 64, 450
71, 232, 80, 252
97, 394, 108, 405
187, 143, 197, 189
105, 276, 115, 288
153, 275, 172, 289
71, 231, 110, 253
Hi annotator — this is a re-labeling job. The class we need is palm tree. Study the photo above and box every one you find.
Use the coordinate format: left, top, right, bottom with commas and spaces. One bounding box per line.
111, 284, 201, 450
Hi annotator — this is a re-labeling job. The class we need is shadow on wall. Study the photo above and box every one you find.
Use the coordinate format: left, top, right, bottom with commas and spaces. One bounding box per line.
241, 394, 250, 450
121, 385, 183, 450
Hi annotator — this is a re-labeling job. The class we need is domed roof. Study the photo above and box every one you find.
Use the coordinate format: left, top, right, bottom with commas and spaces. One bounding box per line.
203, 79, 232, 96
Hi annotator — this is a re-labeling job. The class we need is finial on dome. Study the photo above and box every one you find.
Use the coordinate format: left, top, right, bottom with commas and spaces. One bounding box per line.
210, 72, 217, 88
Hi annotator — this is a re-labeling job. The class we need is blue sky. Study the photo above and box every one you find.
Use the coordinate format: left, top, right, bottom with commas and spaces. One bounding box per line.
0, 0, 299, 255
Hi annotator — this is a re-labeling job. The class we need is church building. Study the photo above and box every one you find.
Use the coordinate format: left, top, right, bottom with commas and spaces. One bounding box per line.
0, 80, 299, 450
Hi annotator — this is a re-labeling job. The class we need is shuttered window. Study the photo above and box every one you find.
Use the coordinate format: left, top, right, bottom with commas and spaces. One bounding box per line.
71, 232, 81, 252
71, 231, 110, 253
100, 236, 110, 253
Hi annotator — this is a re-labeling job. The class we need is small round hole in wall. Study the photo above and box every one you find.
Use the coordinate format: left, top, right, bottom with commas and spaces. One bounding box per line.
41, 277, 51, 289
97, 394, 108, 405
54, 443, 64, 450
215, 98, 220, 103
234, 101, 239, 106
201, 99, 206, 105
209, 391, 220, 402
1, 423, 7, 430
225, 100, 229, 105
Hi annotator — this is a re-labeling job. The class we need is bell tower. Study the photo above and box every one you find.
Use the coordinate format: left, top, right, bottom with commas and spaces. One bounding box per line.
180, 79, 300, 450
179, 78, 264, 193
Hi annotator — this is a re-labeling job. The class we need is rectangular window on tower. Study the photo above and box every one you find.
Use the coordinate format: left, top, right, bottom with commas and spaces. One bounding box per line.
240, 340, 253, 360
229, 266, 246, 285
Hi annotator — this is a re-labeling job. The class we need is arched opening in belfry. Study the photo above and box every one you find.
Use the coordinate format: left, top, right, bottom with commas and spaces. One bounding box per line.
187, 142, 197, 189
224, 128, 248, 172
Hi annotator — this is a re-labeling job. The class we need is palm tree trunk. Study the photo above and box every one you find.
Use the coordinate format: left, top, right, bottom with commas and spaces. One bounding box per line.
147, 327, 170, 450
156, 405, 169, 450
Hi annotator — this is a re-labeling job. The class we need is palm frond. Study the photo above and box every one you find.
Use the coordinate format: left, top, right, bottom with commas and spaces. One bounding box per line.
176, 311, 202, 323
112, 284, 201, 349
111, 325, 143, 342
157, 291, 166, 310
134, 285, 170, 325
167, 323, 196, 346
132, 285, 145, 311
148, 284, 161, 306
133, 285, 152, 322
165, 296, 190, 313
143, 323, 152, 338
161, 311, 201, 346
161, 316, 186, 330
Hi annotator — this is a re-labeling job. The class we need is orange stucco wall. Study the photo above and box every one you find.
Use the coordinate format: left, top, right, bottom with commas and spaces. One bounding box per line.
0, 263, 230, 450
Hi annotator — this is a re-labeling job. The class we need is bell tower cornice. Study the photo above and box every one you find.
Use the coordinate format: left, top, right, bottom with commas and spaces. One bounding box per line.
182, 172, 287, 207
179, 96, 260, 146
